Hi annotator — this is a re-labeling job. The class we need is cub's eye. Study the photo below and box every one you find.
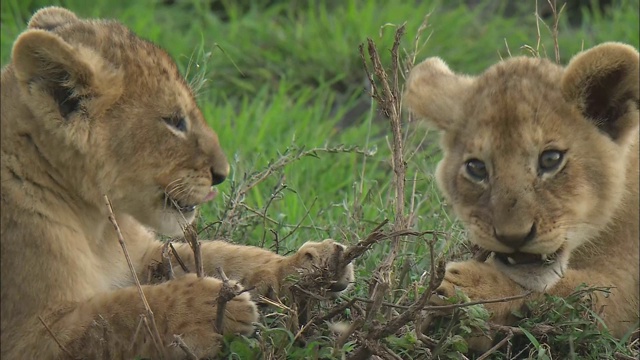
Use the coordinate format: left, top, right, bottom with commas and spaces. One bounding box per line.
465, 159, 487, 181
163, 115, 187, 132
539, 150, 564, 173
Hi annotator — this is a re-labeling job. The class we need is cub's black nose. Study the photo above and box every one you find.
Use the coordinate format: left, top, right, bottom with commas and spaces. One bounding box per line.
210, 167, 226, 185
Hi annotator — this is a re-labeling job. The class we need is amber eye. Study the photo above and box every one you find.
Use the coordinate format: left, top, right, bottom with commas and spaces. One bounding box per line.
539, 150, 564, 173
163, 115, 187, 132
465, 159, 487, 181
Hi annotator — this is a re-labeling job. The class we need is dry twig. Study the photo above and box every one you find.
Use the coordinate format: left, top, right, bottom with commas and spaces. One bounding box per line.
184, 224, 204, 278
104, 195, 166, 358
213, 266, 253, 334
161, 241, 175, 281
39, 315, 77, 359
476, 330, 514, 360
171, 334, 198, 360
169, 243, 190, 273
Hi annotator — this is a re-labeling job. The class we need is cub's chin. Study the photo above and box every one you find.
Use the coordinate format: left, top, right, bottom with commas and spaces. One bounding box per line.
152, 209, 197, 237
137, 200, 198, 237
488, 248, 569, 292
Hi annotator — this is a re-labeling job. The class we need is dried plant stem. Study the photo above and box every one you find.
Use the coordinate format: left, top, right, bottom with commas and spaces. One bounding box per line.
39, 315, 76, 359
161, 242, 175, 280
424, 290, 532, 312
213, 266, 253, 334
171, 335, 198, 360
169, 243, 190, 273
546, 0, 566, 63
477, 330, 514, 360
184, 224, 203, 278
352, 24, 412, 360
104, 195, 165, 358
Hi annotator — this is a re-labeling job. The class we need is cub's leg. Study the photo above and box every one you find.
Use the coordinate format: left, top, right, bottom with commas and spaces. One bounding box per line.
430, 260, 639, 349
13, 274, 257, 359
156, 239, 353, 299
166, 241, 286, 296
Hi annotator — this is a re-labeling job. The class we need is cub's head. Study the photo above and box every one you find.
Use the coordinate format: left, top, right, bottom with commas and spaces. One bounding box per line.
405, 43, 639, 291
292, 239, 355, 298
8, 7, 228, 235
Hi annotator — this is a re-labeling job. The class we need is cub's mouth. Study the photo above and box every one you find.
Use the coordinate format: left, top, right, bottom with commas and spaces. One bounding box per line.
163, 188, 218, 214
492, 246, 564, 267
164, 194, 197, 213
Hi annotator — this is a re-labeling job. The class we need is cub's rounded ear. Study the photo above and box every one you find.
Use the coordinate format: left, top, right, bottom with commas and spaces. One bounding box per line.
12, 30, 94, 119
562, 42, 639, 143
13, 30, 93, 90
11, 29, 122, 121
28, 6, 78, 31
403, 57, 475, 131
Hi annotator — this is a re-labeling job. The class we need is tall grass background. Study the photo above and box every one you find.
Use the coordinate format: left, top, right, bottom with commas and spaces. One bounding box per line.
2, 0, 638, 358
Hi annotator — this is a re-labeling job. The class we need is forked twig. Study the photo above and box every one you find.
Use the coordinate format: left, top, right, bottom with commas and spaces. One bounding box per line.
171, 334, 198, 360
213, 266, 253, 334
104, 195, 166, 358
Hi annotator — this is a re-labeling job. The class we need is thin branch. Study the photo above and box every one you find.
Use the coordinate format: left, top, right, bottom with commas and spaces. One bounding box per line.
476, 330, 513, 360
171, 334, 198, 360
213, 266, 253, 334
161, 241, 175, 280
169, 243, 190, 273
424, 290, 533, 312
104, 195, 165, 358
39, 315, 76, 359
184, 224, 203, 278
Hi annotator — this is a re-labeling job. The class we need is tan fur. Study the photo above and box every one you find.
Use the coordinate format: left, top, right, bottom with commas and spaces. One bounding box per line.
0, 7, 353, 359
405, 43, 639, 347
163, 238, 355, 299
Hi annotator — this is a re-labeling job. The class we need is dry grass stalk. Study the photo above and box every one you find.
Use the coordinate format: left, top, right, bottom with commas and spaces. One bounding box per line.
161, 241, 175, 280
213, 266, 253, 334
104, 195, 166, 358
476, 330, 514, 360
357, 24, 407, 323
546, 0, 566, 63
349, 23, 437, 360
171, 334, 198, 360
169, 242, 190, 273
183, 224, 204, 278
38, 315, 77, 359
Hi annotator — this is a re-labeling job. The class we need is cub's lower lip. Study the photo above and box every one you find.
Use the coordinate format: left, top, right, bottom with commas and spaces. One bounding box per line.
493, 248, 562, 267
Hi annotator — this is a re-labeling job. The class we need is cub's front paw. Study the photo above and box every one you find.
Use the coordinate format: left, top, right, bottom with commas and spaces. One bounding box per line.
427, 260, 529, 351
153, 274, 258, 357
431, 261, 525, 307
286, 239, 355, 298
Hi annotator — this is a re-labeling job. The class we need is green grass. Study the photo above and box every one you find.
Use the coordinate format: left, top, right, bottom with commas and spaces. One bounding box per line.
2, 0, 639, 358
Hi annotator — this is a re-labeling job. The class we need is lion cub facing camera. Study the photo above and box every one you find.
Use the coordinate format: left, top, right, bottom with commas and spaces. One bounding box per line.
405, 42, 639, 348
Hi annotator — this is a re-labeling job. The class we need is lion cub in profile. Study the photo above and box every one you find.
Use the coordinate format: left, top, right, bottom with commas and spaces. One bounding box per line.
1, 7, 353, 359
405, 43, 639, 346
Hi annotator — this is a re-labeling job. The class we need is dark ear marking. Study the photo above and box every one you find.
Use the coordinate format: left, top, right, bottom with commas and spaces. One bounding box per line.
562, 42, 639, 142
304, 251, 314, 261
50, 84, 82, 119
583, 67, 633, 139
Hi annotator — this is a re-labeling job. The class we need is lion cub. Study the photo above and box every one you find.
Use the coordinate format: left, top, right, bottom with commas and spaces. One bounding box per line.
405, 43, 639, 347
0, 7, 353, 359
